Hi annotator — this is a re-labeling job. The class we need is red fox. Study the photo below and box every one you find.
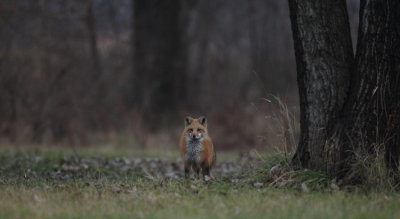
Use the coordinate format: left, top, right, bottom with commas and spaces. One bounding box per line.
179, 116, 216, 178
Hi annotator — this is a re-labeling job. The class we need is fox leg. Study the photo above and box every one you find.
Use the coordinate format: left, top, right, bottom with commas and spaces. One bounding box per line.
193, 164, 200, 178
184, 163, 190, 178
201, 162, 210, 178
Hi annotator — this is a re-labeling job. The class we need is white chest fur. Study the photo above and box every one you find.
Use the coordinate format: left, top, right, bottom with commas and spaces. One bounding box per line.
185, 139, 203, 163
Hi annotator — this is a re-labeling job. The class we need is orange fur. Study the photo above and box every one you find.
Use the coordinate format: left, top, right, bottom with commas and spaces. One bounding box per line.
179, 116, 216, 177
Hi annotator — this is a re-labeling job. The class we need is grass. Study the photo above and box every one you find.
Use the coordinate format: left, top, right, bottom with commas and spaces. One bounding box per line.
0, 147, 400, 219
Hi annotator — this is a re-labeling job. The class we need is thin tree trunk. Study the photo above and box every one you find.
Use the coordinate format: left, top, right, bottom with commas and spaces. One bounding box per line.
85, 0, 102, 78
9, 76, 17, 142
288, 0, 354, 171
1, 40, 17, 142
248, 0, 260, 75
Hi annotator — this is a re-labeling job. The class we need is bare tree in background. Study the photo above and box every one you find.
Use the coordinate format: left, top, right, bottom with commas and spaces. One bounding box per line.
289, 0, 400, 182
132, 0, 187, 128
85, 0, 103, 79
0, 0, 359, 149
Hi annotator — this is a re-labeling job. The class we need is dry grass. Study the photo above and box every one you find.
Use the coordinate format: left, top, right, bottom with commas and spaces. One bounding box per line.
1, 147, 400, 218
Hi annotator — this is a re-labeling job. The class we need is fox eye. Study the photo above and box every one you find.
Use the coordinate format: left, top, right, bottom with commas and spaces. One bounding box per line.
197, 129, 203, 132
188, 128, 193, 132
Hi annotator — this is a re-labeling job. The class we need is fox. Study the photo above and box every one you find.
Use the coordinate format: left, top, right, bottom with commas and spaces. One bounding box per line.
179, 116, 216, 179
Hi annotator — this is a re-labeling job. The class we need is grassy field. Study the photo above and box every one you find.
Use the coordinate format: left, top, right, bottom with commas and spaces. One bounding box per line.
0, 147, 399, 219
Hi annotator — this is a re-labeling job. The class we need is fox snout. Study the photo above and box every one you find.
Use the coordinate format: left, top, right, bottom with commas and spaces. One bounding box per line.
188, 132, 203, 141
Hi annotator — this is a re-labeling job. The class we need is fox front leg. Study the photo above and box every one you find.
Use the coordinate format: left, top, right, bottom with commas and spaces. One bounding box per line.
193, 165, 201, 178
184, 164, 190, 178
201, 162, 211, 180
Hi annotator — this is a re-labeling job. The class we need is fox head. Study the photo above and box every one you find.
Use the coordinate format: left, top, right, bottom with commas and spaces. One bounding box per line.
184, 116, 208, 142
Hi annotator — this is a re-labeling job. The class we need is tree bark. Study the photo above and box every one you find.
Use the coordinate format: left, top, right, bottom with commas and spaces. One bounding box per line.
133, 0, 186, 127
336, 0, 400, 179
289, 0, 400, 180
288, 0, 354, 171
85, 0, 102, 78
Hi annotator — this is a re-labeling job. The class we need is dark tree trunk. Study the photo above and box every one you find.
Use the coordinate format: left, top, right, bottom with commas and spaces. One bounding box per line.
336, 0, 400, 179
9, 76, 17, 142
248, 0, 260, 75
85, 0, 102, 78
288, 0, 354, 171
133, 0, 186, 127
1, 42, 18, 142
289, 0, 400, 180
183, 0, 209, 112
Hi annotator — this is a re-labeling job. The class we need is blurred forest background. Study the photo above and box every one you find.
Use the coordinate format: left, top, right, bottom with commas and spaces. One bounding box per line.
0, 0, 360, 150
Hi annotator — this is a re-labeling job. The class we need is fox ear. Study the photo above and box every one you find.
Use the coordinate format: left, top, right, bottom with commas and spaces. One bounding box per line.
185, 116, 193, 126
198, 116, 207, 126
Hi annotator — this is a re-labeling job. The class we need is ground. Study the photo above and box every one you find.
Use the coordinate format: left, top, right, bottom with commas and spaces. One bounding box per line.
0, 146, 399, 218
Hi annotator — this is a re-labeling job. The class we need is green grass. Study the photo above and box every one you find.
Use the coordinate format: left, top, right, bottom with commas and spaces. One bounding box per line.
0, 147, 400, 219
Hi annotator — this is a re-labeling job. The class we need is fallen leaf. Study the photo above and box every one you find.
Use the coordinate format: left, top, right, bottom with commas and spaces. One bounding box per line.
330, 182, 340, 191
301, 183, 310, 193
253, 182, 263, 187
